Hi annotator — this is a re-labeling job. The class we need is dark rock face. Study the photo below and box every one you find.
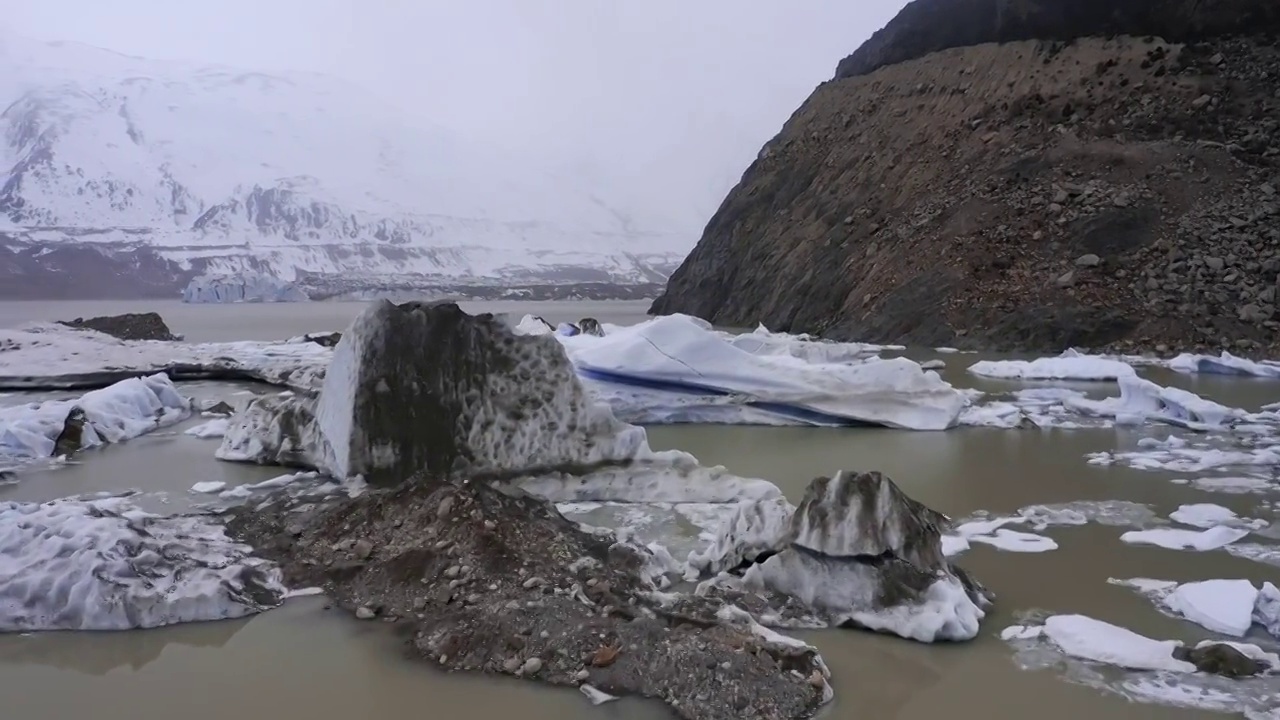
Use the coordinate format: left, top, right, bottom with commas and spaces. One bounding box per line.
0, 240, 190, 300
52, 407, 87, 457
57, 312, 179, 342
835, 0, 1280, 80
652, 23, 1280, 355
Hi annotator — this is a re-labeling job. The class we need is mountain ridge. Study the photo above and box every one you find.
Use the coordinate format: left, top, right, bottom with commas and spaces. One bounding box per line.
0, 33, 688, 298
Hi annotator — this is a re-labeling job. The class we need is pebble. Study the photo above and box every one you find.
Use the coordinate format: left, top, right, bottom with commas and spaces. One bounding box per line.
503, 656, 523, 673
444, 565, 461, 579
355, 606, 376, 620
521, 658, 543, 676
1074, 253, 1101, 267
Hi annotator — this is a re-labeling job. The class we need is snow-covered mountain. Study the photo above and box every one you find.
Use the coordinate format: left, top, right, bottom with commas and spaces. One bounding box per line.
0, 34, 690, 297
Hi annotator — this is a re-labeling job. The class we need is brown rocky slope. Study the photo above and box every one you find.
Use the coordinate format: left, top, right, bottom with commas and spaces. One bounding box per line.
652, 19, 1280, 354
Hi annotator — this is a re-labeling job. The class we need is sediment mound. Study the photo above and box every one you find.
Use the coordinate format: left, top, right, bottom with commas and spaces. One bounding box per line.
57, 312, 179, 341
222, 299, 833, 719
653, 3, 1280, 355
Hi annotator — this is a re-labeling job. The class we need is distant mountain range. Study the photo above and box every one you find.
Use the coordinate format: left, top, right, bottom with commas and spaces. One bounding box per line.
0, 34, 690, 298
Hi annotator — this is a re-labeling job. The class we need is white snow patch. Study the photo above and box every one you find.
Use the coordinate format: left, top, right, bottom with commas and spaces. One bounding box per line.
968, 350, 1136, 381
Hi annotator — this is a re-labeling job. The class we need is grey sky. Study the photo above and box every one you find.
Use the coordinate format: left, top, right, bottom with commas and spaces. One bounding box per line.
10, 0, 907, 236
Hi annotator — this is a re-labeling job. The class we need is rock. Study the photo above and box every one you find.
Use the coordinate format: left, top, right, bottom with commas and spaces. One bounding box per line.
57, 312, 179, 341
204, 401, 236, 416
355, 606, 376, 620
1075, 254, 1102, 267
1206, 257, 1226, 272
353, 539, 374, 560
1055, 271, 1076, 287
577, 317, 605, 337
1192, 94, 1214, 110
300, 332, 342, 348
52, 407, 87, 457
503, 656, 522, 673
833, 0, 1280, 79
1173, 643, 1266, 678
520, 657, 543, 676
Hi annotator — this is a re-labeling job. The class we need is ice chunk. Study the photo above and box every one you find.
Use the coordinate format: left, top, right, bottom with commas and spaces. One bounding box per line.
1166, 580, 1261, 637
182, 272, 309, 303
0, 493, 285, 631
1168, 352, 1280, 379
1068, 376, 1242, 430
1170, 503, 1266, 530
566, 315, 966, 430
0, 373, 189, 469
1256, 583, 1280, 637
190, 481, 227, 494
968, 350, 1137, 381
685, 496, 794, 578
1041, 615, 1195, 672
184, 418, 230, 439
1121, 526, 1250, 551
0, 323, 331, 391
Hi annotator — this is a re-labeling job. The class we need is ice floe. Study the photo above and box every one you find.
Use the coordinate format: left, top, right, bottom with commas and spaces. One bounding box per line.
0, 323, 332, 391
1121, 525, 1251, 551
0, 492, 285, 631
1168, 351, 1280, 379
968, 349, 1137, 381
1110, 577, 1280, 638
184, 418, 230, 439
0, 373, 190, 471
1088, 433, 1280, 476
1005, 614, 1280, 716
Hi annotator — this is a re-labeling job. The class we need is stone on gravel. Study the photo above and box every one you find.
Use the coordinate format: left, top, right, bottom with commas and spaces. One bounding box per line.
57, 312, 179, 342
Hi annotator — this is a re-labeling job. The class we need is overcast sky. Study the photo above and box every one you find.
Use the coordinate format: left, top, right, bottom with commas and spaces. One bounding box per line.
9, 0, 907, 235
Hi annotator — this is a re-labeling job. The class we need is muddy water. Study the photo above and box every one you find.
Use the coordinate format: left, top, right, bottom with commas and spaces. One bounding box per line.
2, 299, 1278, 720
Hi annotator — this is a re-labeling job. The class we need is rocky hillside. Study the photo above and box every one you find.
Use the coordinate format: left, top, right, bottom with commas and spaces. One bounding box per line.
652, 1, 1280, 355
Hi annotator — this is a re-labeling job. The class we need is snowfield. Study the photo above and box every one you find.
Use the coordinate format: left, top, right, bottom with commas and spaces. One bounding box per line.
0, 33, 687, 286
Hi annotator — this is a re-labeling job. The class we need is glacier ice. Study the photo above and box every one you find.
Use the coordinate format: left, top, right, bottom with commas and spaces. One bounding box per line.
553, 314, 967, 430
0, 322, 332, 391
182, 272, 309, 303
694, 470, 993, 643
0, 373, 190, 471
0, 492, 285, 631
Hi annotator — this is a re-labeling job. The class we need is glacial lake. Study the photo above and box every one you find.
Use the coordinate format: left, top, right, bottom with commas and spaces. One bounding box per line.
2, 298, 1278, 720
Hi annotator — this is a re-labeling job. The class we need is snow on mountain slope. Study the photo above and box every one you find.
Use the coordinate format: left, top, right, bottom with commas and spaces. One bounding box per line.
0, 34, 689, 292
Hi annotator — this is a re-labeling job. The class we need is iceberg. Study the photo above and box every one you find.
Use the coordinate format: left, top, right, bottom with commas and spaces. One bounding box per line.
556, 314, 965, 430
182, 272, 309, 303
0, 492, 285, 631
0, 373, 190, 471
693, 470, 993, 643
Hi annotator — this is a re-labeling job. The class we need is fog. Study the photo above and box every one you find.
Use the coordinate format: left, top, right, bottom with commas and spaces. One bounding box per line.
9, 0, 908, 239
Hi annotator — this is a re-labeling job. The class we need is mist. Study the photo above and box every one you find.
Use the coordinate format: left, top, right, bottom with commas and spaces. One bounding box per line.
9, 0, 908, 238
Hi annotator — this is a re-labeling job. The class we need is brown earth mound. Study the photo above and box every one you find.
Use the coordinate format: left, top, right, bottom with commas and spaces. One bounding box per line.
652, 33, 1280, 355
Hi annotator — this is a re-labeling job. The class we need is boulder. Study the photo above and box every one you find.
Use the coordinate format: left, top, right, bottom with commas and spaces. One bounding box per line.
1174, 643, 1268, 678
578, 317, 605, 336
